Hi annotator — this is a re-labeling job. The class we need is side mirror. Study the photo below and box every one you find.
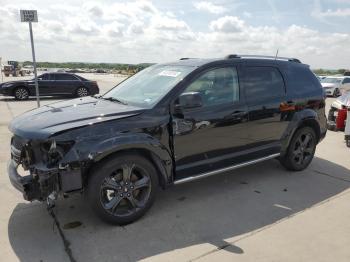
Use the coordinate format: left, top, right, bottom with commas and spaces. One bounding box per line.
176, 92, 203, 110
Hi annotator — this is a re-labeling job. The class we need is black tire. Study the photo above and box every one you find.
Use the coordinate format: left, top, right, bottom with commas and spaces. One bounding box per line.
76, 87, 89, 97
346, 139, 350, 148
14, 87, 29, 100
279, 127, 317, 171
87, 154, 159, 225
333, 88, 340, 97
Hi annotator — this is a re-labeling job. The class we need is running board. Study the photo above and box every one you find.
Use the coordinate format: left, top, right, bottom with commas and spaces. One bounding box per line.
174, 153, 280, 185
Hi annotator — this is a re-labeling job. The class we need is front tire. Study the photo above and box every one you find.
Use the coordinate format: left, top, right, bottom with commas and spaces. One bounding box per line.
279, 127, 317, 171
87, 154, 159, 225
333, 88, 340, 97
14, 87, 29, 100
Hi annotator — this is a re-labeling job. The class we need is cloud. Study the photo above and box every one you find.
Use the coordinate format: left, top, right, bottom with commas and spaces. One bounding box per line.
209, 16, 245, 32
193, 1, 227, 14
318, 8, 350, 17
0, 0, 349, 68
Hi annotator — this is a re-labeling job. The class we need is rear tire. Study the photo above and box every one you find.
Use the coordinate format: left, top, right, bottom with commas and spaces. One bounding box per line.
279, 127, 317, 171
87, 154, 159, 225
14, 87, 29, 100
76, 87, 89, 97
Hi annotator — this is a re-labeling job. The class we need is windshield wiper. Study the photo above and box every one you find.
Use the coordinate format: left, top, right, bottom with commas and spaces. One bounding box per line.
101, 96, 128, 105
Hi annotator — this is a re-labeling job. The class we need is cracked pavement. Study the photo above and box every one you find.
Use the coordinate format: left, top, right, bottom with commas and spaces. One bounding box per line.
1, 74, 350, 262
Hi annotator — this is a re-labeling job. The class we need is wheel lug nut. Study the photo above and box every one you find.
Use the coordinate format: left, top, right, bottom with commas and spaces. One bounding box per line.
120, 194, 123, 197
127, 193, 130, 197
130, 186, 134, 189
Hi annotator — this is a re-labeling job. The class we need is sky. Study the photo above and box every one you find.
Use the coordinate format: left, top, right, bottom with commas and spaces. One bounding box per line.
0, 0, 349, 68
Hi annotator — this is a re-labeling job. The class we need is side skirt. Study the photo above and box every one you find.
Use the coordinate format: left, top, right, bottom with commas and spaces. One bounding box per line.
173, 153, 280, 185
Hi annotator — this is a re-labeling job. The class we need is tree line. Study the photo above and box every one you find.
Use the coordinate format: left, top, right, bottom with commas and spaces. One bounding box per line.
22, 61, 154, 71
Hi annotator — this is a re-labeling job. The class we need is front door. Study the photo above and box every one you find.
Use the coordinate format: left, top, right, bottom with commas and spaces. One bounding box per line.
30, 73, 52, 95
172, 66, 251, 180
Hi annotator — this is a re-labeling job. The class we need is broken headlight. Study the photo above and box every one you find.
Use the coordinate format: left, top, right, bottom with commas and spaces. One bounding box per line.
41, 140, 75, 167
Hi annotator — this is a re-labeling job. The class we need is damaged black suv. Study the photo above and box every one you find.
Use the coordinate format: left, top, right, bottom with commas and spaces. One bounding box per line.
8, 55, 327, 224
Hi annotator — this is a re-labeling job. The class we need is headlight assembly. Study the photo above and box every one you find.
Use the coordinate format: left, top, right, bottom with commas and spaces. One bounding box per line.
41, 140, 75, 167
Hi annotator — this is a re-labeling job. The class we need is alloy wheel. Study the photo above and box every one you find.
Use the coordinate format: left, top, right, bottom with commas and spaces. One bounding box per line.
292, 132, 315, 166
100, 163, 151, 217
77, 87, 89, 97
15, 88, 29, 100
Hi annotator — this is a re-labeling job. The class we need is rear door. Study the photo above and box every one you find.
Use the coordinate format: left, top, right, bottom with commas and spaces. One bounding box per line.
172, 65, 252, 179
53, 74, 80, 94
242, 65, 287, 153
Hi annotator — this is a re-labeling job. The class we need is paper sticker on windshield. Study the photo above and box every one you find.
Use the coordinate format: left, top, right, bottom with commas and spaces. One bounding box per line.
158, 70, 181, 77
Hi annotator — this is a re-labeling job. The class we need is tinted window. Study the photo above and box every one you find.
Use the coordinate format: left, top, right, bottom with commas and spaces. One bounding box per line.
184, 67, 240, 107
343, 78, 350, 84
244, 66, 285, 103
40, 74, 51, 80
55, 74, 78, 81
285, 65, 321, 96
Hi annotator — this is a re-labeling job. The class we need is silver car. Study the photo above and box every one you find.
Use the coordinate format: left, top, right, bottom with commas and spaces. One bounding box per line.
321, 76, 350, 97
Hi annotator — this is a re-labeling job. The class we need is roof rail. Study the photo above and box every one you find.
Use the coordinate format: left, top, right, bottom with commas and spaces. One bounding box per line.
225, 54, 301, 63
180, 57, 192, 60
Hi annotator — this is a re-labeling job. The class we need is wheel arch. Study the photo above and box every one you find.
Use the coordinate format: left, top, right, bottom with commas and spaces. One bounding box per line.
12, 85, 29, 96
281, 111, 321, 156
85, 137, 173, 189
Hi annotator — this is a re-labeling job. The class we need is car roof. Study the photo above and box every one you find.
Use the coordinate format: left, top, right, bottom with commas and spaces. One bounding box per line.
162, 55, 306, 68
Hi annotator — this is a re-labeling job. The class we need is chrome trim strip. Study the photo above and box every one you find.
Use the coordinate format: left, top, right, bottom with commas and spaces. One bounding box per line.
174, 153, 280, 185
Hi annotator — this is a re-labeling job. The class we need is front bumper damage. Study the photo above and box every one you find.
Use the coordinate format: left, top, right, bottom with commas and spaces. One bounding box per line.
8, 159, 59, 201
8, 135, 84, 202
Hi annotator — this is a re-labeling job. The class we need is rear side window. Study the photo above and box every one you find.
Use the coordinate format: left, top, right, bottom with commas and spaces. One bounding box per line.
284, 65, 321, 96
55, 74, 78, 81
244, 66, 285, 104
343, 78, 350, 84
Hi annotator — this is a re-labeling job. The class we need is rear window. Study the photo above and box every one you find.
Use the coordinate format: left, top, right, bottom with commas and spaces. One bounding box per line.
284, 65, 322, 97
244, 66, 285, 104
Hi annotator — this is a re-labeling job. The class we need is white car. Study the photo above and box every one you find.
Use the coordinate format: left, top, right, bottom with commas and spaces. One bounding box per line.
321, 76, 350, 97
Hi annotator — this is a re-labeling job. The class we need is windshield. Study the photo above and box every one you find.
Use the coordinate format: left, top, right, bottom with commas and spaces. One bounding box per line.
321, 77, 342, 84
103, 64, 194, 108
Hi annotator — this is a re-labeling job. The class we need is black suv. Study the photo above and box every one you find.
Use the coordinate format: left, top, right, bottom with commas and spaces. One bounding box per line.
8, 55, 327, 224
0, 72, 99, 99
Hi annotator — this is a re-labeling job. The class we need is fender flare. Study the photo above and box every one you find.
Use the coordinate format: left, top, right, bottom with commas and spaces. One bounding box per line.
90, 133, 173, 188
280, 109, 321, 156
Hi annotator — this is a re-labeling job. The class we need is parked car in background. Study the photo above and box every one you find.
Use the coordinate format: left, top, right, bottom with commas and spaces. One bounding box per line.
321, 76, 350, 97
0, 72, 99, 100
7, 55, 327, 225
316, 75, 327, 81
327, 92, 350, 131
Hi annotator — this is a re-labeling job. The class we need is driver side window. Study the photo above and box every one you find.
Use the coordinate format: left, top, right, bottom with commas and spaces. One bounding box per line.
184, 67, 239, 107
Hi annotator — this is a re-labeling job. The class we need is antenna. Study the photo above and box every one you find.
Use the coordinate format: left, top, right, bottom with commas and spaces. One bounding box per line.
275, 49, 279, 60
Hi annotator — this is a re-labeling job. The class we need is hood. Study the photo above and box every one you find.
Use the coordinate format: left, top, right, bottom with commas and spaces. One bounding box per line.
9, 96, 145, 139
321, 83, 337, 88
331, 93, 350, 109
1, 80, 30, 86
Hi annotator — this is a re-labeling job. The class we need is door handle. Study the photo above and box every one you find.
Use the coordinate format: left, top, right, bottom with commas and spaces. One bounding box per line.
226, 111, 247, 120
